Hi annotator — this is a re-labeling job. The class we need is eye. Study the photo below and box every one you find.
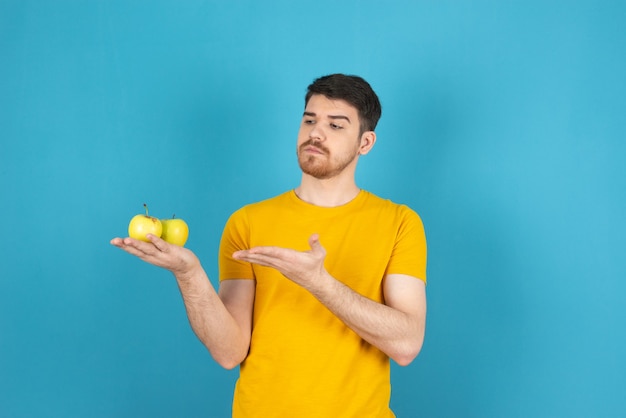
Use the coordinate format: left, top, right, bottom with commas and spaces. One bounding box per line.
330, 123, 343, 130
303, 119, 315, 125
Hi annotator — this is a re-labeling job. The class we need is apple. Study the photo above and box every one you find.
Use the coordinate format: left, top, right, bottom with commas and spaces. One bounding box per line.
160, 215, 189, 246
128, 204, 162, 242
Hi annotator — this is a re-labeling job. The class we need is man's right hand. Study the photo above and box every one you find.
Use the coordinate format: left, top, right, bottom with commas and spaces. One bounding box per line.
111, 234, 254, 369
110, 234, 201, 280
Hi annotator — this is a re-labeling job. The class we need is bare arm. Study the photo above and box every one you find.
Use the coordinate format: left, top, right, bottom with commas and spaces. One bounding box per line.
110, 235, 254, 369
309, 272, 426, 366
233, 234, 426, 366
175, 272, 254, 369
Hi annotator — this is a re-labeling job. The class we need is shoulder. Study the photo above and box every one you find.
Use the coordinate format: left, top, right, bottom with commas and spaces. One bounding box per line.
227, 191, 293, 221
238, 191, 292, 214
361, 191, 422, 220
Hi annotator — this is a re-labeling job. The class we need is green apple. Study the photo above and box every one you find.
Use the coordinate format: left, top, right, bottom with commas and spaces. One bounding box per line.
128, 204, 162, 242
160, 215, 189, 246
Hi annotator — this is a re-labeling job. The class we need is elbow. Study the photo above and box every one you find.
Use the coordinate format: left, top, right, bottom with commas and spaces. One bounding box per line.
393, 351, 419, 367
213, 353, 245, 370
218, 358, 242, 370
392, 337, 424, 367
209, 348, 248, 370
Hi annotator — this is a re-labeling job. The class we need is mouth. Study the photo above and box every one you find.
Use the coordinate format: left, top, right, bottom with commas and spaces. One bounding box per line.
300, 141, 328, 155
304, 146, 325, 155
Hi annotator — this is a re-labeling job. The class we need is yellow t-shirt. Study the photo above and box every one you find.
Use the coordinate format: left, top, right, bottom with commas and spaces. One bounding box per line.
219, 190, 427, 418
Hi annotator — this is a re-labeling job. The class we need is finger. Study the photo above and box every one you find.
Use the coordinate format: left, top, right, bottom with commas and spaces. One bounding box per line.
123, 237, 142, 246
118, 237, 161, 257
233, 251, 268, 263
234, 252, 283, 269
232, 249, 245, 259
118, 245, 149, 259
147, 234, 169, 252
110, 237, 142, 251
235, 246, 284, 258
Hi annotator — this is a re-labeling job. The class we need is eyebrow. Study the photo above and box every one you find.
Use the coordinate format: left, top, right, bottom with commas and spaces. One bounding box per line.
303, 111, 351, 123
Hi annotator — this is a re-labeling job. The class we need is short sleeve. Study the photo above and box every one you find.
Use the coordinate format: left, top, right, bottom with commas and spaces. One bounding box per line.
218, 207, 256, 281
385, 206, 427, 283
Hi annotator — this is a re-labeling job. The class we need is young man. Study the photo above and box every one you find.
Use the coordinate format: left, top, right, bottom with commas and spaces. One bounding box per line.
111, 74, 427, 417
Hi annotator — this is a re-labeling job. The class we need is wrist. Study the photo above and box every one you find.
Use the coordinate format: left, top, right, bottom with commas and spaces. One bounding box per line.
174, 260, 203, 283
307, 270, 336, 298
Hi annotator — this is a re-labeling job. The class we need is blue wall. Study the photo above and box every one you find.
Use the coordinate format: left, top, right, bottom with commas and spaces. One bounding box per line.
1, 1, 625, 416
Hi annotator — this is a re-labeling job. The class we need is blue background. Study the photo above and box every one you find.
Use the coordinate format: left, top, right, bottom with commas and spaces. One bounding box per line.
1, 1, 625, 417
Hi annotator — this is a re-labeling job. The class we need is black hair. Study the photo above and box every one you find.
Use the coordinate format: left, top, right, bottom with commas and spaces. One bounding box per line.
305, 74, 382, 134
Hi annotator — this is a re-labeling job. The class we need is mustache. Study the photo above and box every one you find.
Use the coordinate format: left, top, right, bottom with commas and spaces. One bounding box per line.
299, 139, 329, 155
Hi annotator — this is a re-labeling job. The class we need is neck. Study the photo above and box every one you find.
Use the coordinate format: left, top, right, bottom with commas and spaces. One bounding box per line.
294, 174, 361, 207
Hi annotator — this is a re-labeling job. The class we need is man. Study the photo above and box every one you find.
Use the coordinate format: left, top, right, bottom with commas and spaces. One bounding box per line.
111, 74, 427, 417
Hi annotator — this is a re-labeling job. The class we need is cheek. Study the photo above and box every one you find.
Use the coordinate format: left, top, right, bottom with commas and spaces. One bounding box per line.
296, 129, 309, 146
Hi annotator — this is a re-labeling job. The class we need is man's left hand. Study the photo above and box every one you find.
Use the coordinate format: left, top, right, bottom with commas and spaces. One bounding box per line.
232, 234, 329, 291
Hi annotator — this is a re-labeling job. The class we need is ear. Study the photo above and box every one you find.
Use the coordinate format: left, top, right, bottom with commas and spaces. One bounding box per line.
358, 131, 377, 155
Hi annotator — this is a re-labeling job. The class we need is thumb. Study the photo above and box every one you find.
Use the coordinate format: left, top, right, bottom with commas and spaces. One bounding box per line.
308, 233, 325, 255
147, 233, 169, 252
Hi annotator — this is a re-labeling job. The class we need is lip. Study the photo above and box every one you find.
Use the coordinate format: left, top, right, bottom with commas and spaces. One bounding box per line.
303, 145, 326, 155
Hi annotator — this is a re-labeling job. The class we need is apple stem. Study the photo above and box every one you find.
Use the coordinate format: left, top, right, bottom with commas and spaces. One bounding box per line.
172, 214, 176, 219
144, 203, 149, 217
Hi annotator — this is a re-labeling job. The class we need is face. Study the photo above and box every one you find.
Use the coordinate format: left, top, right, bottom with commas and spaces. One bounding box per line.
297, 95, 366, 180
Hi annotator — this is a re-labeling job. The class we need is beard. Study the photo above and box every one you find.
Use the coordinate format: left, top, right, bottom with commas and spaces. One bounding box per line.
297, 139, 360, 180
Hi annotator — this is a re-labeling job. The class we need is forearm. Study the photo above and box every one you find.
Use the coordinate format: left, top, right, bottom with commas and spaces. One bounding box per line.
110, 236, 250, 368
174, 268, 249, 369
308, 273, 425, 366
230, 236, 425, 365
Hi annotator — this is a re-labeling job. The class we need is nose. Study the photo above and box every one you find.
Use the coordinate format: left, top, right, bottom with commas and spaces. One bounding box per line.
309, 123, 325, 141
